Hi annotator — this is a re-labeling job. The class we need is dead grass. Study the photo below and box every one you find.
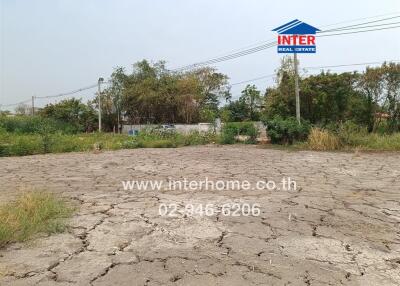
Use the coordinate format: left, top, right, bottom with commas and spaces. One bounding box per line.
307, 128, 341, 151
0, 192, 74, 248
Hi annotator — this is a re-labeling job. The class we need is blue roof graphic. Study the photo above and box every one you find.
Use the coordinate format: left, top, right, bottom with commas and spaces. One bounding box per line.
272, 20, 320, 34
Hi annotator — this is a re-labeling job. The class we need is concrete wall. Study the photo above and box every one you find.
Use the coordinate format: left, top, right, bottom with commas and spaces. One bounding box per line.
121, 121, 266, 135
121, 123, 216, 134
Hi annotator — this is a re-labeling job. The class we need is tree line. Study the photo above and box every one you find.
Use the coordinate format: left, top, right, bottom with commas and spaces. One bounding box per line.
223, 59, 400, 133
7, 59, 399, 133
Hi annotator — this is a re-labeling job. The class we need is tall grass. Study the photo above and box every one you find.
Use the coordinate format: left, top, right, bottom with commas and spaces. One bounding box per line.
306, 127, 400, 151
344, 132, 400, 150
307, 128, 341, 151
0, 192, 74, 248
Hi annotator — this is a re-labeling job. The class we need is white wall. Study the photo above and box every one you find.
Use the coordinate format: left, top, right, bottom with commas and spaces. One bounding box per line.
121, 123, 216, 134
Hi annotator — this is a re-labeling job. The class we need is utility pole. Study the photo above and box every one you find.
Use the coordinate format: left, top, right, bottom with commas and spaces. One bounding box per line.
31, 96, 35, 116
294, 53, 300, 123
98, 77, 104, 132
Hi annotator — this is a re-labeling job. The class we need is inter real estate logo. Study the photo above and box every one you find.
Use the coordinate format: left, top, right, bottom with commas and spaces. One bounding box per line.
272, 20, 320, 53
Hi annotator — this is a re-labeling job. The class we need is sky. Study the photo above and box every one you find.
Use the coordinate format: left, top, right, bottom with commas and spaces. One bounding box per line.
1, 0, 400, 109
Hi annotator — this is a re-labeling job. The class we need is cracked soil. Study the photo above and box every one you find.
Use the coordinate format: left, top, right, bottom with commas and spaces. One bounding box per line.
0, 145, 399, 285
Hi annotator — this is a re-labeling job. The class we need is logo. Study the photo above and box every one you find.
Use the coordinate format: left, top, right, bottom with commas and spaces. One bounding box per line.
272, 19, 320, 53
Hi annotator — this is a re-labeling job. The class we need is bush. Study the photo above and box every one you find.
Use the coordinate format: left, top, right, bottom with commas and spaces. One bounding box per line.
307, 128, 341, 151
264, 116, 310, 144
221, 122, 258, 144
324, 121, 367, 145
220, 127, 236, 144
336, 121, 368, 145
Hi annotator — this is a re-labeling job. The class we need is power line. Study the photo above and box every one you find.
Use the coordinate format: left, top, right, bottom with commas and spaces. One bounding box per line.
211, 12, 400, 60
320, 21, 400, 33
230, 74, 275, 86
171, 15, 400, 72
0, 98, 32, 108
1, 82, 107, 110
3, 14, 399, 109
304, 60, 400, 70
35, 83, 98, 99
318, 25, 400, 37
319, 16, 400, 33
172, 41, 277, 72
320, 12, 400, 29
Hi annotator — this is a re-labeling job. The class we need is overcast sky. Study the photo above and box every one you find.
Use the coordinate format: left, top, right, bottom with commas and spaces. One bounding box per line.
1, 0, 399, 108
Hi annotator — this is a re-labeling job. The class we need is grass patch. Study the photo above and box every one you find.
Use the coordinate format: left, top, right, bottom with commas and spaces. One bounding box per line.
343, 132, 400, 151
0, 130, 218, 157
0, 192, 74, 248
302, 128, 400, 151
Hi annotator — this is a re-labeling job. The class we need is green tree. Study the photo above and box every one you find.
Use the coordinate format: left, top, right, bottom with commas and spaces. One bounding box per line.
381, 62, 400, 132
222, 99, 249, 122
109, 60, 229, 124
240, 84, 261, 121
39, 98, 97, 132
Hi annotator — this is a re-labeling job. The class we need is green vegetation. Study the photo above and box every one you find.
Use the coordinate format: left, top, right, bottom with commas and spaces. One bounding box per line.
1, 59, 399, 153
305, 124, 400, 151
0, 192, 74, 248
263, 59, 399, 133
38, 98, 97, 132
220, 122, 258, 144
0, 116, 79, 134
264, 116, 310, 144
221, 84, 262, 122
0, 128, 218, 157
98, 61, 230, 131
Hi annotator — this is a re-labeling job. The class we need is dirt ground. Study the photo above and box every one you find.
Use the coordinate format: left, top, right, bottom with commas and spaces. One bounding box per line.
0, 145, 399, 286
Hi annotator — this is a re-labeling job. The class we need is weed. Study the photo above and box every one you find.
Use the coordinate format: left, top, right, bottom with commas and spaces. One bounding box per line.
0, 192, 74, 248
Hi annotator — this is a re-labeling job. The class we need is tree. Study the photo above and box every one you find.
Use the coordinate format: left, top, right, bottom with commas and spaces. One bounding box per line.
381, 62, 400, 132
221, 99, 249, 122
192, 67, 230, 113
240, 84, 261, 121
39, 98, 97, 132
358, 66, 384, 131
264, 56, 296, 120
263, 57, 374, 127
107, 60, 230, 124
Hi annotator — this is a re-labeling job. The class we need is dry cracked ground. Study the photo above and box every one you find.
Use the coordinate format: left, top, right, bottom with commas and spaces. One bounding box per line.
0, 145, 399, 286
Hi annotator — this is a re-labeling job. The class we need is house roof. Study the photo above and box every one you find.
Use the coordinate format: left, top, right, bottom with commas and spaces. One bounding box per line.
272, 20, 320, 35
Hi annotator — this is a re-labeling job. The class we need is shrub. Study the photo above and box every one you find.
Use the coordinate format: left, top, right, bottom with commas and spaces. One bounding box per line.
0, 192, 74, 248
307, 128, 341, 151
221, 122, 258, 144
264, 116, 310, 144
220, 128, 236, 144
